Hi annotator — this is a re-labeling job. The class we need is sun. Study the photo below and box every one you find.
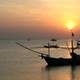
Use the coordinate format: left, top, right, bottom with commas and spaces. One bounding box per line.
66, 20, 76, 30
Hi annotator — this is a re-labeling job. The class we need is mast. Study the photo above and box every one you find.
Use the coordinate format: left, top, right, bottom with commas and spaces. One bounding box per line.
48, 42, 50, 57
71, 31, 74, 53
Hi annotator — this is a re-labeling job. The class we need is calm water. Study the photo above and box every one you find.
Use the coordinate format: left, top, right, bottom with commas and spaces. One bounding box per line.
0, 40, 80, 80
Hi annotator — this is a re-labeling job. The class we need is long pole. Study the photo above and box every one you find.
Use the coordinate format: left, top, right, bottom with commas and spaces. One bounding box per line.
48, 42, 50, 57
71, 31, 74, 53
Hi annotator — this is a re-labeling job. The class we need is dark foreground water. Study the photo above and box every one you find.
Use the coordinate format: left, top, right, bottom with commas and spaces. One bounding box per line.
0, 40, 80, 80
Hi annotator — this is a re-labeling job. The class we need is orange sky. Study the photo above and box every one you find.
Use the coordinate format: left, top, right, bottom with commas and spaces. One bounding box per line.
0, 0, 80, 39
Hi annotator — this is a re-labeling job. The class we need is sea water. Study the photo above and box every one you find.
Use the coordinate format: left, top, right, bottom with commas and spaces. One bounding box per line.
0, 40, 80, 80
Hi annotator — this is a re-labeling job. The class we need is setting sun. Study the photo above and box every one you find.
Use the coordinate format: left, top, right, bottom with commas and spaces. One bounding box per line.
66, 20, 76, 30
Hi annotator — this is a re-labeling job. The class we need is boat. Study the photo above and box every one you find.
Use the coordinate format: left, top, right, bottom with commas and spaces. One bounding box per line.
44, 44, 59, 48
16, 31, 80, 66
42, 52, 80, 66
43, 38, 59, 48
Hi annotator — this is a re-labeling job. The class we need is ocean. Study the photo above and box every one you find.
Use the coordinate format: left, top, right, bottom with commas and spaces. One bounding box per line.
0, 40, 80, 80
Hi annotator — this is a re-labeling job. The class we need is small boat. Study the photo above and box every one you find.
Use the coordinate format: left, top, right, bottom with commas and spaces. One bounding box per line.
16, 31, 80, 66
50, 38, 57, 41
44, 39, 59, 48
44, 44, 59, 48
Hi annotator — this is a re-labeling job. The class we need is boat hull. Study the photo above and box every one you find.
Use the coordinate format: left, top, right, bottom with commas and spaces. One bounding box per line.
42, 55, 80, 66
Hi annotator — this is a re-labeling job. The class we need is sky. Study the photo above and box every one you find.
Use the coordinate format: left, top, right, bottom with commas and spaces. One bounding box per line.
0, 0, 80, 39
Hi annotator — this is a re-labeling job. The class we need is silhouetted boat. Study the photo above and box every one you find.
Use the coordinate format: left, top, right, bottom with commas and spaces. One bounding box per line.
44, 44, 59, 48
44, 39, 59, 48
16, 31, 80, 66
41, 52, 80, 66
42, 32, 80, 66
50, 38, 57, 41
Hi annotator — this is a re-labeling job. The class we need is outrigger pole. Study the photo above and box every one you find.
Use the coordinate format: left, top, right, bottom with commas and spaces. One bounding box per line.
16, 42, 48, 56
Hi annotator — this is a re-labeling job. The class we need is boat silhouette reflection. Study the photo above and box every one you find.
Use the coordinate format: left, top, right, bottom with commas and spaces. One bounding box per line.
41, 66, 80, 80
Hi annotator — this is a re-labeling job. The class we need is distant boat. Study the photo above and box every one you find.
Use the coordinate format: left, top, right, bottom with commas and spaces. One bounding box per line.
16, 32, 80, 67
44, 44, 59, 48
50, 38, 57, 41
44, 38, 58, 48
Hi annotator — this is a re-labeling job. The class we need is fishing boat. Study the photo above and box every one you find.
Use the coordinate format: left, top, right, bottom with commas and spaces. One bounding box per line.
42, 31, 80, 66
43, 38, 59, 48
16, 31, 80, 66
41, 52, 80, 66
44, 44, 59, 48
